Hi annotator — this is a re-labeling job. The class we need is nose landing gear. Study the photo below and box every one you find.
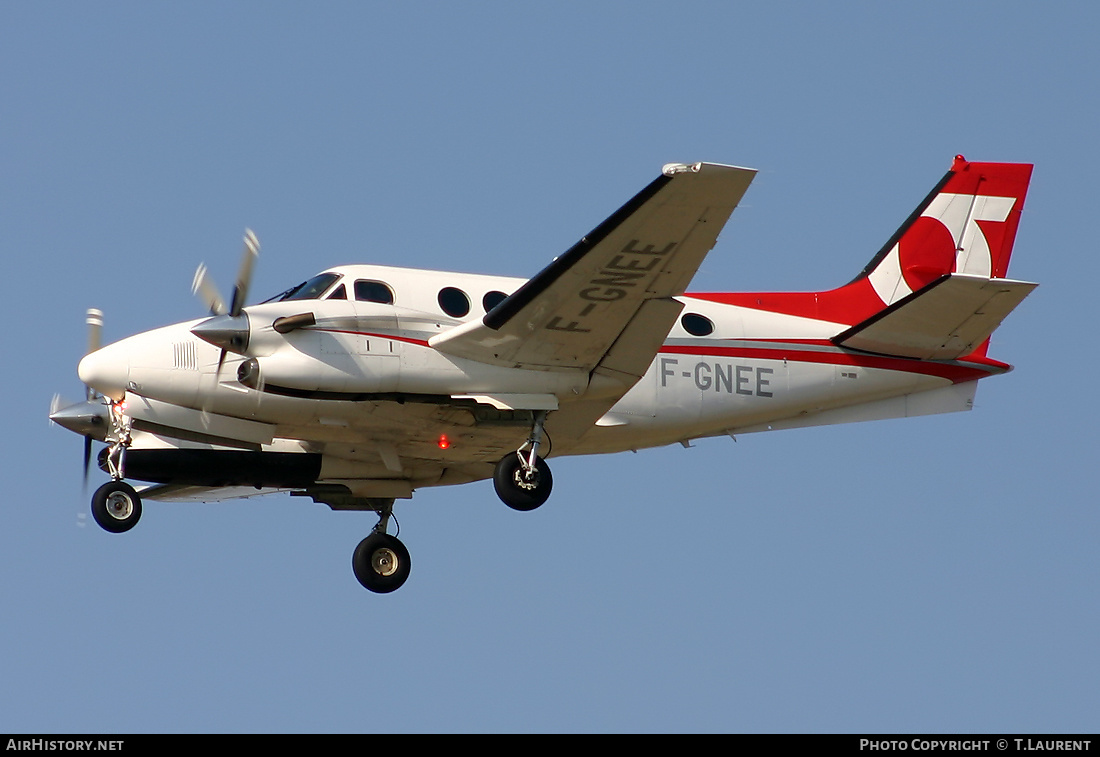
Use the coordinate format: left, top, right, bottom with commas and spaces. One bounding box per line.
90, 399, 141, 534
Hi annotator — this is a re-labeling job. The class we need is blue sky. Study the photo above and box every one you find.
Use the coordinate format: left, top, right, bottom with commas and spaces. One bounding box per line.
2, 2, 1097, 733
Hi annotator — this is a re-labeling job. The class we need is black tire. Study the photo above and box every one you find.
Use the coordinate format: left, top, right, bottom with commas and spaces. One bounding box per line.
352, 533, 411, 593
91, 480, 142, 534
493, 453, 553, 511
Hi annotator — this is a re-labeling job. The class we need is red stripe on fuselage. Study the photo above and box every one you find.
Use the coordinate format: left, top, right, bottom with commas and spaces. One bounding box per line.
314, 328, 431, 348
660, 343, 1005, 383
320, 328, 1005, 383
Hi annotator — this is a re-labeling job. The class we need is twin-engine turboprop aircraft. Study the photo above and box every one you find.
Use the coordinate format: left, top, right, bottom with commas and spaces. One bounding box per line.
50, 156, 1036, 593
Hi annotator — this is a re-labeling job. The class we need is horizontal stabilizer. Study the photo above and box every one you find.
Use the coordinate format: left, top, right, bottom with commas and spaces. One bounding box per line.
833, 274, 1037, 360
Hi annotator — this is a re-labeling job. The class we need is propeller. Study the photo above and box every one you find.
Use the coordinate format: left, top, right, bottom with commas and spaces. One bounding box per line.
192, 229, 259, 318
86, 308, 103, 381
50, 308, 110, 490
191, 263, 226, 316
229, 228, 259, 318
82, 308, 104, 487
191, 229, 260, 377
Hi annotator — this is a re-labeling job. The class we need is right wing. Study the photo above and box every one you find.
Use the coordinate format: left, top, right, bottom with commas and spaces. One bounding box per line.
430, 162, 756, 383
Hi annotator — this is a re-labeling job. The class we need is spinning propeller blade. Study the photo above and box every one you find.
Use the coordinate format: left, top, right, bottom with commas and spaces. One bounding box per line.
85, 308, 102, 400
83, 308, 104, 488
191, 229, 260, 321
230, 228, 259, 317
83, 435, 93, 490
189, 230, 261, 397
192, 263, 227, 316
86, 308, 102, 354
50, 309, 110, 490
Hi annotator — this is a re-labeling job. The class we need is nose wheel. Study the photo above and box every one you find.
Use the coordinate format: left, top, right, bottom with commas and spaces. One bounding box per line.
91, 480, 142, 533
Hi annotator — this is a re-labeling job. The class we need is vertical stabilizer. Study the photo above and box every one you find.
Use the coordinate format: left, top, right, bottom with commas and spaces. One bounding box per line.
859, 156, 1032, 307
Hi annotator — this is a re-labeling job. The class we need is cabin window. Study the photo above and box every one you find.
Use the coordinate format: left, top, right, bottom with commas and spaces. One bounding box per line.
438, 287, 471, 318
482, 290, 508, 313
681, 313, 714, 336
355, 280, 395, 305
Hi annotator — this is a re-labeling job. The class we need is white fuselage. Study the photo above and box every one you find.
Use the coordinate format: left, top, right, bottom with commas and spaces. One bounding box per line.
79, 263, 993, 479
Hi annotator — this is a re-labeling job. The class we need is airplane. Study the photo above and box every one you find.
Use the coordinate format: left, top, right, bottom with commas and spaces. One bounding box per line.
49, 156, 1036, 593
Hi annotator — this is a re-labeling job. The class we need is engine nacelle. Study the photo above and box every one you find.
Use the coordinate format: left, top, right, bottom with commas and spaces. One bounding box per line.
102, 448, 323, 487
239, 337, 589, 400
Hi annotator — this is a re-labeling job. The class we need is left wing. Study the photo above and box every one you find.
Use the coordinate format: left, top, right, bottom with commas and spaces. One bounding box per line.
430, 162, 756, 384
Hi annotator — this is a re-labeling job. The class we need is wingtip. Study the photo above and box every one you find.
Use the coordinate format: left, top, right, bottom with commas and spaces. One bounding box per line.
662, 162, 703, 176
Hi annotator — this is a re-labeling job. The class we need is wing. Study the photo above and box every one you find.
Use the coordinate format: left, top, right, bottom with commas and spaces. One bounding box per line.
430, 162, 756, 385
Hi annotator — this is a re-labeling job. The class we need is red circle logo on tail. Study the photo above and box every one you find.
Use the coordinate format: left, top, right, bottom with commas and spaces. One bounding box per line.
898, 216, 956, 292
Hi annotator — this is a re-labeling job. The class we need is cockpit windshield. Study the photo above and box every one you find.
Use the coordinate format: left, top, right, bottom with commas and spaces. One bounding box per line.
264, 273, 341, 303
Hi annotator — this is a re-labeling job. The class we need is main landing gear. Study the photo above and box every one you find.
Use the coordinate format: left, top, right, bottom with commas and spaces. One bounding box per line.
493, 410, 553, 511
351, 499, 411, 594
349, 414, 555, 593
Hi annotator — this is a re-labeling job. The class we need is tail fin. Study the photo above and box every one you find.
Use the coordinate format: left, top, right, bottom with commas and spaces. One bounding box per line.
689, 156, 1036, 360
857, 155, 1033, 307
831, 157, 1036, 360
690, 156, 1034, 354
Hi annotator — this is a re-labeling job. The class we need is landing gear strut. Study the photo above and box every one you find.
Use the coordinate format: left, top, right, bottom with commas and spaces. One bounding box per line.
91, 399, 141, 533
494, 410, 553, 511
351, 499, 411, 593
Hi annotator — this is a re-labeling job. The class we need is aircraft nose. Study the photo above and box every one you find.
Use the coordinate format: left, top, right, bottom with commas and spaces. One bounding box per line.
78, 345, 129, 401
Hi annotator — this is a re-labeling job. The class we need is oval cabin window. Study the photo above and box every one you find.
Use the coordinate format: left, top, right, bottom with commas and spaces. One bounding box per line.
438, 286, 471, 318
681, 313, 714, 336
482, 290, 508, 312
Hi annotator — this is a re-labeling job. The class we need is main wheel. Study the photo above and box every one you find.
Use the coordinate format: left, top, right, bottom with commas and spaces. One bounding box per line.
91, 480, 142, 534
352, 533, 411, 593
493, 453, 553, 511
